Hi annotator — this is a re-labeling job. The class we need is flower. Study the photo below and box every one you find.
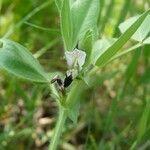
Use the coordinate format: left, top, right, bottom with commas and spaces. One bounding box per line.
65, 48, 86, 70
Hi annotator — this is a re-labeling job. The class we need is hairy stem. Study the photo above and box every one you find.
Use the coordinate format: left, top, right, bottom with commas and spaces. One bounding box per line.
49, 107, 67, 150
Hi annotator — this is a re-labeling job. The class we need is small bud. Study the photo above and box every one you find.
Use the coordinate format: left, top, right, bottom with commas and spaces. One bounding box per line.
64, 72, 73, 88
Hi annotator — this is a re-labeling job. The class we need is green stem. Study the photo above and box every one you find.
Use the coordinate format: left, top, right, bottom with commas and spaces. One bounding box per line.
48, 68, 99, 150
49, 107, 67, 150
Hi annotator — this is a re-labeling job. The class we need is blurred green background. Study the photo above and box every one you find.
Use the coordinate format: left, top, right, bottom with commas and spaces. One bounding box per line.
0, 0, 150, 149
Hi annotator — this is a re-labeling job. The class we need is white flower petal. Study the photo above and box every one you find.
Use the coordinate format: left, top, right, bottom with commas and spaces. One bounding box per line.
65, 49, 86, 69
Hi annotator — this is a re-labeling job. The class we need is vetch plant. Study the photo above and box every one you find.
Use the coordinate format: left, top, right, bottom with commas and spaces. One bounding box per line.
0, 0, 150, 149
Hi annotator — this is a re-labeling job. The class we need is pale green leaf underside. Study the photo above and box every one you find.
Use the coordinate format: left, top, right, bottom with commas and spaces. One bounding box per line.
0, 39, 48, 83
96, 9, 150, 67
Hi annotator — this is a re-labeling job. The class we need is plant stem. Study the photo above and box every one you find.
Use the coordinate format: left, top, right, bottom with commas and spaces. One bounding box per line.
49, 107, 67, 150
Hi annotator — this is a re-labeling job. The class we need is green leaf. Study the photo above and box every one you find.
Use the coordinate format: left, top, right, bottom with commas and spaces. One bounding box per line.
91, 38, 116, 64
66, 80, 85, 123
61, 0, 73, 50
79, 30, 93, 64
119, 14, 150, 42
67, 100, 80, 124
0, 39, 48, 83
96, 9, 150, 67
71, 0, 100, 49
59, 0, 100, 50
108, 43, 142, 63
55, 0, 75, 11
102, 36, 150, 65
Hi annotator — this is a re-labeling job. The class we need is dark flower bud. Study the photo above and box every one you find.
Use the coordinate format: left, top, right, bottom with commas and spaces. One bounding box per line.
64, 73, 73, 88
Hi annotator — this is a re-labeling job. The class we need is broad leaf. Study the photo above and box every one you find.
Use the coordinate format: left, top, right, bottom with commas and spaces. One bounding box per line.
0, 39, 48, 83
119, 14, 150, 42
59, 0, 100, 50
71, 0, 100, 49
96, 9, 150, 67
